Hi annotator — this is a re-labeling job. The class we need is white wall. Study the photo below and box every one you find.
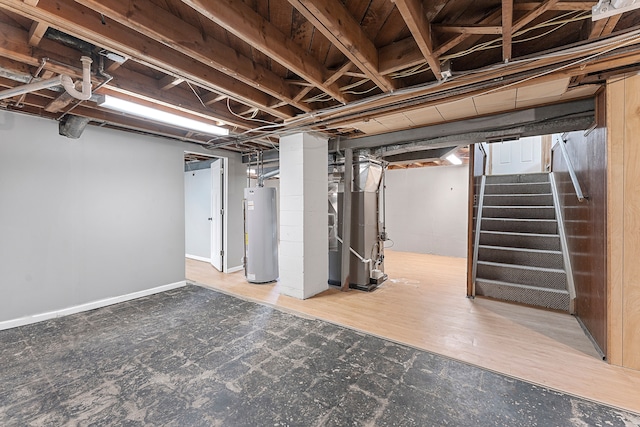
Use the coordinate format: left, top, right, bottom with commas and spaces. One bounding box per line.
0, 110, 245, 325
385, 165, 469, 258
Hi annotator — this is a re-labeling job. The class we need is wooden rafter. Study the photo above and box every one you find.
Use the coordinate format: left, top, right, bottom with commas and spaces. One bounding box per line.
158, 75, 184, 91
74, 0, 311, 113
179, 0, 350, 104
27, 20, 47, 46
0, 0, 293, 120
434, 25, 503, 35
513, 0, 559, 33
590, 15, 622, 39
287, 0, 396, 91
502, 0, 513, 62
434, 9, 503, 57
393, 0, 442, 79
514, 2, 592, 11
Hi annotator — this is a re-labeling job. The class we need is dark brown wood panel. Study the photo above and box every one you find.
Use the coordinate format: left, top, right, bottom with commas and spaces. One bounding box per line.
467, 143, 486, 296
551, 92, 607, 355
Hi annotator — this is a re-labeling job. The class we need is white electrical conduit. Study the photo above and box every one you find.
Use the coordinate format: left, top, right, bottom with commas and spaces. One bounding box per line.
0, 56, 93, 101
336, 236, 373, 271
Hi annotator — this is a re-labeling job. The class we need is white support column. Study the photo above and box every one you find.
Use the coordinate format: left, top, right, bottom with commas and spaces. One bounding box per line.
279, 132, 328, 299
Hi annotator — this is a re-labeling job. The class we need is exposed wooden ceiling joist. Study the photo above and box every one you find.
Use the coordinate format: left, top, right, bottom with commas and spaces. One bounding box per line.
0, 0, 294, 121
27, 20, 46, 46
503, 0, 514, 62
392, 0, 442, 79
179, 0, 350, 104
287, 0, 397, 91
74, 0, 311, 114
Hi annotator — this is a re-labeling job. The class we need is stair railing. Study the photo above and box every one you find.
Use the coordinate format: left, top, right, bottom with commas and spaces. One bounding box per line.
470, 175, 486, 296
556, 134, 588, 202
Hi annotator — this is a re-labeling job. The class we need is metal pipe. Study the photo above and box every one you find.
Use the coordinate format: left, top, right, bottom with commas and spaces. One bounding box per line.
0, 76, 64, 101
340, 148, 353, 291
557, 135, 587, 202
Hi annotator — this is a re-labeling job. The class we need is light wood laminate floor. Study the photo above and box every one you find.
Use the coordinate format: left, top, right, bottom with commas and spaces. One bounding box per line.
186, 250, 640, 414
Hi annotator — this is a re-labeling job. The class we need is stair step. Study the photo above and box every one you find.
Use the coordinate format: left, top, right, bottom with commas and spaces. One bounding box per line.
482, 206, 556, 219
483, 193, 554, 206
477, 245, 564, 269
481, 218, 558, 234
476, 261, 567, 290
484, 182, 551, 195
485, 173, 549, 184
475, 279, 570, 312
479, 231, 561, 250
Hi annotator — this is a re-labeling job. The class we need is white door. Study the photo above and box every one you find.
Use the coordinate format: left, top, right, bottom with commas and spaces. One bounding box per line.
490, 136, 543, 175
210, 159, 223, 271
185, 168, 212, 261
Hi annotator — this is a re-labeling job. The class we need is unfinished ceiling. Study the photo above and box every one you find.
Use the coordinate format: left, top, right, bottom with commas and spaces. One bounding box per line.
0, 0, 638, 153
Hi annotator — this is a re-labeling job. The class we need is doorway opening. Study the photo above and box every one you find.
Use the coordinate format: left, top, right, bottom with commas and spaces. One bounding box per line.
184, 151, 228, 272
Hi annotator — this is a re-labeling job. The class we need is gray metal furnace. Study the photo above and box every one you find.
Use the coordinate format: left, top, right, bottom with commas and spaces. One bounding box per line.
243, 187, 278, 283
328, 158, 387, 291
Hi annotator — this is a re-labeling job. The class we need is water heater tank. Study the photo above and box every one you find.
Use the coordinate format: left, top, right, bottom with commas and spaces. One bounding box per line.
244, 187, 278, 283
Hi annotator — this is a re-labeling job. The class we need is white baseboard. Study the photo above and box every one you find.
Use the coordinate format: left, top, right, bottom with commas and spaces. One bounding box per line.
186, 254, 211, 263
0, 280, 187, 331
226, 265, 243, 274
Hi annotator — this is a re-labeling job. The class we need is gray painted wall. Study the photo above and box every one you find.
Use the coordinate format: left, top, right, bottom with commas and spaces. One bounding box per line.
0, 110, 245, 323
385, 165, 469, 258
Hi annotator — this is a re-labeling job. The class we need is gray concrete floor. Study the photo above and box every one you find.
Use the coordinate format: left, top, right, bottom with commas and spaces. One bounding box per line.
0, 285, 637, 426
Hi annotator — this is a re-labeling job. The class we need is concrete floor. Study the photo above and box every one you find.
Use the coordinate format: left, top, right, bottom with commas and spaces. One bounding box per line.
0, 285, 637, 426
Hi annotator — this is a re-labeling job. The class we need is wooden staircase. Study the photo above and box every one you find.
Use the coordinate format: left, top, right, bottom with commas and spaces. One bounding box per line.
474, 173, 571, 312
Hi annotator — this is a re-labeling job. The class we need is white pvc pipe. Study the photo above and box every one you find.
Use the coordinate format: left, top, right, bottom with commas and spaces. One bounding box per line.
61, 56, 93, 101
0, 76, 64, 101
0, 56, 93, 102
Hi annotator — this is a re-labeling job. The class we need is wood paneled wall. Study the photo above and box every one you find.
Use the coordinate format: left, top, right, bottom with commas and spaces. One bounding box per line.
467, 144, 486, 295
607, 73, 640, 370
551, 92, 607, 355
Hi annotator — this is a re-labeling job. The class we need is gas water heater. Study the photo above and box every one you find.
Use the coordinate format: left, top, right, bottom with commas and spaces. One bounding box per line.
243, 187, 278, 283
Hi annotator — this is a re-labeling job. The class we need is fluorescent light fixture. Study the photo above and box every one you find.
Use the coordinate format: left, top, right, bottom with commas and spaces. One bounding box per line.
592, 0, 640, 20
446, 154, 462, 165
99, 95, 228, 136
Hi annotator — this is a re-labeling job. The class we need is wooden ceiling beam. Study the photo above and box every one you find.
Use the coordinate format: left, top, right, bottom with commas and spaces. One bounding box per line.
589, 15, 622, 39
434, 9, 502, 57
502, 0, 513, 62
434, 25, 503, 35
158, 75, 184, 91
287, 0, 397, 91
392, 0, 442, 79
514, 2, 592, 11
513, 0, 560, 33
379, 37, 424, 75
74, 0, 310, 113
27, 20, 47, 46
0, 24, 257, 131
180, 0, 350, 104
0, 0, 294, 120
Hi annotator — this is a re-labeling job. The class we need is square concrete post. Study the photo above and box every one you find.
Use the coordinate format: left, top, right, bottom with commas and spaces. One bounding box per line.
279, 133, 329, 299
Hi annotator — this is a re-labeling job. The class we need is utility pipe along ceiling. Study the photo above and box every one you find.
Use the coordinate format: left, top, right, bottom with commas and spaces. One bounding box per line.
0, 0, 638, 153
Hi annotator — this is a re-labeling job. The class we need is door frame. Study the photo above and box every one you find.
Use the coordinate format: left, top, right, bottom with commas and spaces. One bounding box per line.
184, 151, 228, 272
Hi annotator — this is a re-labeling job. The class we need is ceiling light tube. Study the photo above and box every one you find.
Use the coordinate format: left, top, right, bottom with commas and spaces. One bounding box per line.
99, 95, 228, 136
446, 154, 462, 165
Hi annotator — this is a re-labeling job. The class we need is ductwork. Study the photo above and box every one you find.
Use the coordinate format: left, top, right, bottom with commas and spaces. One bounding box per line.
0, 56, 93, 102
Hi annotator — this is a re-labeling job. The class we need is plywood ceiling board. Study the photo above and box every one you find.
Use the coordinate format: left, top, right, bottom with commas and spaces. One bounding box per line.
473, 89, 517, 115
352, 118, 390, 134
377, 112, 416, 131
403, 106, 445, 126
560, 84, 600, 99
515, 95, 563, 109
516, 77, 570, 102
436, 97, 478, 121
